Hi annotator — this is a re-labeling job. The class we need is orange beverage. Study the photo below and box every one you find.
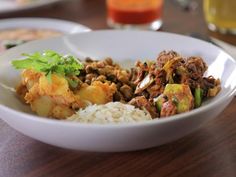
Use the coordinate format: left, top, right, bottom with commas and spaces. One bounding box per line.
106, 0, 164, 30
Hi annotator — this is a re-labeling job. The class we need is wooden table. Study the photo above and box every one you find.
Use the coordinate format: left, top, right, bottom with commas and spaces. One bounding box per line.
0, 0, 236, 177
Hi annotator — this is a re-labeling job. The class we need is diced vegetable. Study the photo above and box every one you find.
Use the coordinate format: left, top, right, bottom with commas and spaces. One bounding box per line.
153, 94, 167, 112
135, 74, 154, 94
163, 84, 194, 113
207, 86, 221, 97
194, 87, 202, 108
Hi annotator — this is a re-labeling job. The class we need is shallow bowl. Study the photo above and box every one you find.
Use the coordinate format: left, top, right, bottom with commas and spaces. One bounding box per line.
0, 30, 235, 152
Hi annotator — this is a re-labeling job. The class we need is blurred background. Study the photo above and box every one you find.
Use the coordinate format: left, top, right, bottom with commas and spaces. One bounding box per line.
0, 0, 235, 56
0, 1, 236, 177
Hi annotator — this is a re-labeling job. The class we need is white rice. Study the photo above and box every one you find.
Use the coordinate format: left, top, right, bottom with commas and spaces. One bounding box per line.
67, 102, 152, 124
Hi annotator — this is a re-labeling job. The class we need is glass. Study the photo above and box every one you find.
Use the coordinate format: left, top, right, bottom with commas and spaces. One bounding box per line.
204, 0, 236, 34
106, 0, 164, 30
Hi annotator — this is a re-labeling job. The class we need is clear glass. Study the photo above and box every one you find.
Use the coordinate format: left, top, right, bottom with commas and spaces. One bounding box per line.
106, 0, 163, 30
203, 0, 236, 34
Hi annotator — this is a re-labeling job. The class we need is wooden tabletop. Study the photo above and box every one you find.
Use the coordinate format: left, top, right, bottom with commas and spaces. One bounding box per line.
0, 0, 236, 177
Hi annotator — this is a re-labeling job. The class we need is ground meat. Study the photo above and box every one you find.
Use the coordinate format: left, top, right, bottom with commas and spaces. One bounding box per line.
132, 61, 149, 85
184, 78, 200, 90
201, 76, 221, 97
202, 76, 217, 89
160, 100, 177, 117
185, 56, 207, 80
129, 96, 158, 118
135, 74, 154, 94
133, 62, 166, 99
156, 50, 180, 68
130, 68, 138, 83
146, 84, 163, 98
120, 84, 133, 101
113, 91, 125, 102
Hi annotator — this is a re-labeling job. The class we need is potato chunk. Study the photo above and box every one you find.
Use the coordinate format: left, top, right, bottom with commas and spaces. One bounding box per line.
20, 69, 84, 119
76, 81, 116, 105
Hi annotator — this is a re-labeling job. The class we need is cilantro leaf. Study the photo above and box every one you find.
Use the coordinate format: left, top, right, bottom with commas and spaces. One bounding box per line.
12, 50, 84, 87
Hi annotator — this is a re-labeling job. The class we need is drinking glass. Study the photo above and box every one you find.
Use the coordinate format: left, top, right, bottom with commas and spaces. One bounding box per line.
204, 0, 236, 34
106, 0, 164, 30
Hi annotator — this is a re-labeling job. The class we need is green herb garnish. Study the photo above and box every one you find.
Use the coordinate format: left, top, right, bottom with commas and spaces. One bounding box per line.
12, 50, 83, 87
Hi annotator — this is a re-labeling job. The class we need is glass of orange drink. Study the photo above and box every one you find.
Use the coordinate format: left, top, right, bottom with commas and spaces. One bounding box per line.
106, 0, 164, 30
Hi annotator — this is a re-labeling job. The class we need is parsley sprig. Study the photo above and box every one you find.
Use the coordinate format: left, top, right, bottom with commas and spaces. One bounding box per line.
12, 50, 83, 87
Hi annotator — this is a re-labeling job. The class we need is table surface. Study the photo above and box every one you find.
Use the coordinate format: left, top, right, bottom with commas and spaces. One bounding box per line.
0, 0, 236, 177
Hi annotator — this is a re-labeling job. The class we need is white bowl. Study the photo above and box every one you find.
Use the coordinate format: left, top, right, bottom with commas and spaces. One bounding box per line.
0, 30, 235, 152
0, 0, 65, 14
0, 17, 91, 34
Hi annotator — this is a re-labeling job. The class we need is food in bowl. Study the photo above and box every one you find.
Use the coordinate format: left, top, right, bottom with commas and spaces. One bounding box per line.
11, 50, 221, 123
68, 102, 152, 124
0, 28, 62, 52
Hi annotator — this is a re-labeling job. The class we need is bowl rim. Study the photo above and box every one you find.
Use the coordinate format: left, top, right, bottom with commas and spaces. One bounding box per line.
0, 0, 65, 14
0, 17, 91, 33
0, 30, 236, 128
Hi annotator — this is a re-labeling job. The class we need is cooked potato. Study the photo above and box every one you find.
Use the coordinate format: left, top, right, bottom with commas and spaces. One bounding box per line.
21, 69, 42, 90
76, 81, 117, 105
20, 69, 84, 119
31, 95, 53, 117
19, 69, 117, 119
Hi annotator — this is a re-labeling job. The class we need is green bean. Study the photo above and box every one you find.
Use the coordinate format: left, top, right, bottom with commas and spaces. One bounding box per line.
194, 87, 202, 108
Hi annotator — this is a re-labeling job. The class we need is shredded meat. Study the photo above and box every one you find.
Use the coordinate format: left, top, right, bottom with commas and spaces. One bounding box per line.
146, 84, 163, 98
160, 100, 177, 117
120, 85, 133, 101
129, 96, 158, 118
130, 51, 220, 118
185, 56, 207, 80
156, 50, 180, 68
202, 76, 221, 97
